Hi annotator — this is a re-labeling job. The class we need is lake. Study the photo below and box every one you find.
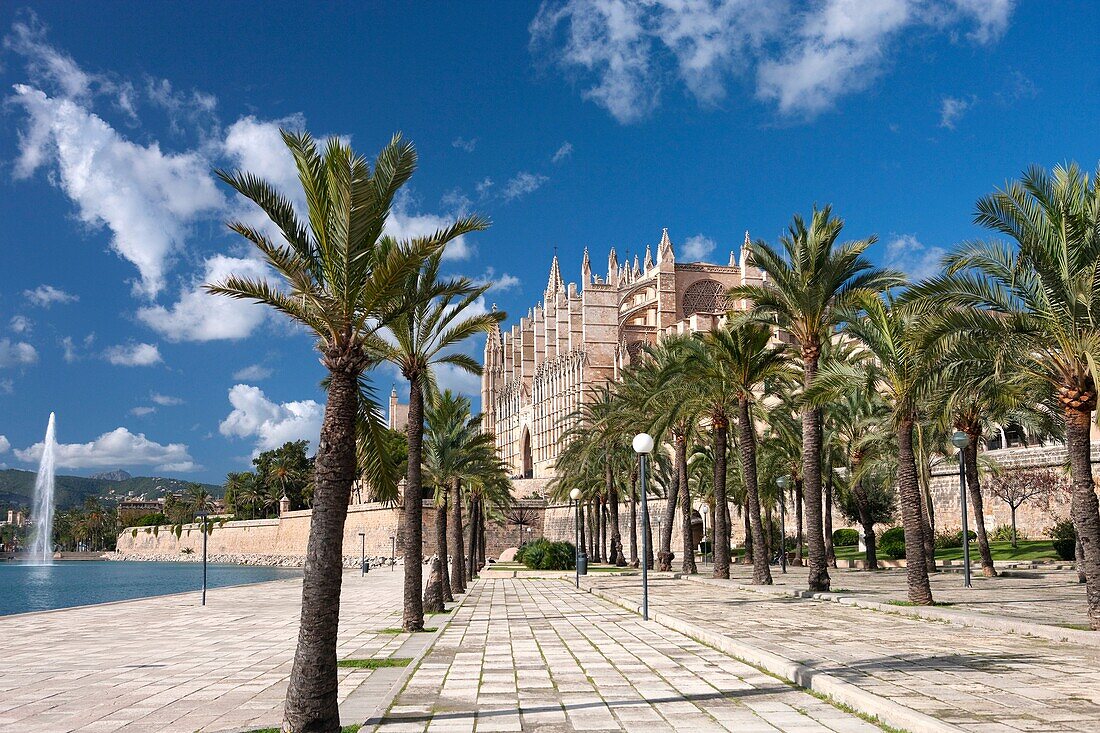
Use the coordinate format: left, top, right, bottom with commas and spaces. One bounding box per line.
0, 561, 301, 616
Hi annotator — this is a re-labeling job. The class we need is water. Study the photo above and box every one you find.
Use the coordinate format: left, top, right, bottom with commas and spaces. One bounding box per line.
0, 561, 301, 616
28, 412, 57, 565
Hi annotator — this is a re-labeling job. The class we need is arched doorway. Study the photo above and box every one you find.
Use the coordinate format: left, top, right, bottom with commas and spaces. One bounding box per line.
520, 427, 533, 479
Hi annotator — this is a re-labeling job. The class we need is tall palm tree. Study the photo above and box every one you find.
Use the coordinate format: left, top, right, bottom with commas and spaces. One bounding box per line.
379, 252, 504, 631
814, 293, 938, 604
909, 163, 1100, 626
207, 131, 443, 731
729, 207, 903, 591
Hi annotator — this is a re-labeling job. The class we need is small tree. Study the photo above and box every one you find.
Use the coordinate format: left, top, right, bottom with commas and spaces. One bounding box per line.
987, 468, 1069, 548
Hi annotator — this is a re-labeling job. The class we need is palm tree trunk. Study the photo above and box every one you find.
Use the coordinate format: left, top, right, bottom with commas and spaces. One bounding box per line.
435, 495, 453, 603
712, 417, 731, 579
677, 433, 697, 574
467, 497, 478, 580
852, 475, 878, 570
738, 395, 772, 585
801, 347, 829, 591
629, 466, 639, 567
402, 375, 426, 632
825, 470, 836, 568
608, 464, 625, 566
598, 496, 607, 563
743, 508, 753, 564
283, 366, 359, 733
578, 499, 587, 559
897, 416, 933, 604
643, 491, 654, 570
763, 505, 773, 561
1065, 403, 1100, 629
1077, 536, 1087, 583
963, 437, 996, 577
659, 459, 678, 571
449, 479, 465, 595
793, 478, 804, 566
478, 511, 486, 569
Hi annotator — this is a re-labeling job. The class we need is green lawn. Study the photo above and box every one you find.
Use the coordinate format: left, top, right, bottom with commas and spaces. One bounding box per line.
831, 539, 1059, 562
337, 657, 412, 669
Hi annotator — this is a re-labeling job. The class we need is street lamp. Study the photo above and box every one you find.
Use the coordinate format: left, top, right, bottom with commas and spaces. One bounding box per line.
951, 431, 973, 588
699, 503, 710, 566
776, 476, 789, 574
633, 432, 655, 621
197, 510, 209, 606
570, 488, 586, 587
359, 531, 368, 576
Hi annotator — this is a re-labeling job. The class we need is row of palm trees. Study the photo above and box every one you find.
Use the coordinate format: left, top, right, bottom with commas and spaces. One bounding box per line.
554, 163, 1100, 631
206, 131, 505, 732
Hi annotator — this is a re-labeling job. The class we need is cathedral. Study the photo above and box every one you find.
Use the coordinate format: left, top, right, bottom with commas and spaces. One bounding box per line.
481, 229, 768, 480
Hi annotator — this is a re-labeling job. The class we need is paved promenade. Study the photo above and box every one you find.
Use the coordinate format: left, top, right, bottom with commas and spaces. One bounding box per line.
0, 568, 409, 732
375, 579, 879, 732
584, 574, 1100, 733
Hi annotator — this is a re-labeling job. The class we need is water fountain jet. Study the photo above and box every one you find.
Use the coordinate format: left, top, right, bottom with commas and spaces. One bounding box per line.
28, 412, 57, 565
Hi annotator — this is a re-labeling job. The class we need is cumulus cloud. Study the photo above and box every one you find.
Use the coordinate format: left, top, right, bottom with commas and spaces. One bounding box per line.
104, 342, 162, 366
15, 426, 197, 471
551, 141, 573, 163
9, 316, 32, 334
503, 171, 549, 200
681, 233, 717, 261
939, 95, 974, 129
885, 234, 946, 282
233, 363, 273, 381
385, 190, 476, 261
451, 136, 477, 152
0, 339, 38, 367
0, 435, 9, 453
151, 392, 183, 406
137, 255, 270, 342
532, 0, 1015, 122
474, 268, 521, 292
24, 284, 78, 307
219, 384, 323, 453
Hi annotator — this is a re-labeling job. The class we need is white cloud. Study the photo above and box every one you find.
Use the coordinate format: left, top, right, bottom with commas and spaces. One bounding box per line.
681, 233, 717, 261
104, 342, 162, 366
9, 316, 32, 334
15, 426, 197, 471
0, 435, 9, 453
885, 234, 945, 282
451, 137, 477, 152
434, 363, 483, 396
476, 177, 494, 194
551, 142, 574, 163
24, 284, 78, 307
130, 406, 156, 417
503, 171, 549, 200
219, 384, 323, 454
233, 363, 273, 381
532, 0, 1015, 121
939, 95, 974, 129
10, 85, 224, 297
151, 393, 183, 406
136, 255, 271, 341
0, 379, 12, 395
385, 190, 475, 261
0, 339, 38, 367
474, 268, 521, 292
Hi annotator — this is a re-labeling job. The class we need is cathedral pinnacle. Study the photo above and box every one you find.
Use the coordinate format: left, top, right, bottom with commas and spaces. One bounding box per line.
644, 244, 653, 272
545, 254, 565, 299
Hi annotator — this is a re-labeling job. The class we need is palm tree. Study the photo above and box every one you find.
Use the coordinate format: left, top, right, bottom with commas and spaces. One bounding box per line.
909, 163, 1100, 626
814, 293, 938, 604
729, 207, 903, 591
206, 130, 444, 731
379, 252, 504, 631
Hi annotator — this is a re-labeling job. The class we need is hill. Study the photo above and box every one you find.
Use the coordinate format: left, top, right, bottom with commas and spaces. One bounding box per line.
0, 469, 222, 511
90, 469, 133, 482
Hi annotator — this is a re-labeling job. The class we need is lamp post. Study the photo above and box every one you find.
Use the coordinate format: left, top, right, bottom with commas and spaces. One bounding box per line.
699, 503, 710, 566
197, 510, 208, 606
951, 431, 973, 588
776, 476, 789, 574
570, 488, 586, 587
359, 531, 367, 576
390, 535, 396, 571
633, 432, 655, 621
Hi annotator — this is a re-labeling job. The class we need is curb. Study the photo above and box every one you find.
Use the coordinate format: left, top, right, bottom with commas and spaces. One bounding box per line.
677, 574, 1099, 647
580, 580, 964, 733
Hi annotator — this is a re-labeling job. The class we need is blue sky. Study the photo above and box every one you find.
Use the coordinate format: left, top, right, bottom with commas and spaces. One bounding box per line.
0, 1, 1096, 483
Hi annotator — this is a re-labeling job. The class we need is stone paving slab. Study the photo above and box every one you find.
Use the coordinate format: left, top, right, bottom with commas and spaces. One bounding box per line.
0, 568, 411, 732
373, 579, 883, 733
583, 575, 1100, 733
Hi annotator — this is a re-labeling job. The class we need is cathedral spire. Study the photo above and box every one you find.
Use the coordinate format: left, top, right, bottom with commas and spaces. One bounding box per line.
657, 227, 674, 263
608, 247, 619, 284
740, 230, 752, 269
581, 247, 591, 286
643, 244, 653, 272
545, 254, 565, 299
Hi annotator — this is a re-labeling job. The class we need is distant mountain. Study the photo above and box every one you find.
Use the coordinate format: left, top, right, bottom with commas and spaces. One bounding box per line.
89, 470, 133, 482
0, 469, 221, 511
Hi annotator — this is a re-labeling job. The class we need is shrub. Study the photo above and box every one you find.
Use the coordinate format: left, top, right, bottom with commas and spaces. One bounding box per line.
133, 513, 167, 527
832, 528, 859, 547
990, 524, 1026, 543
879, 527, 906, 560
1047, 520, 1076, 561
516, 538, 575, 570
933, 529, 978, 549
